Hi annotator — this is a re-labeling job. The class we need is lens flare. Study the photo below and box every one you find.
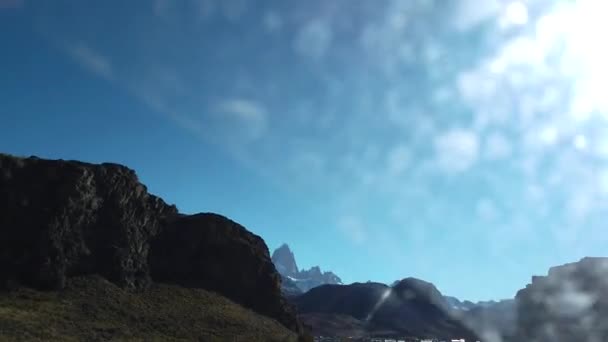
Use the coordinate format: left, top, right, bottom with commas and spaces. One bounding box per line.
365, 288, 393, 322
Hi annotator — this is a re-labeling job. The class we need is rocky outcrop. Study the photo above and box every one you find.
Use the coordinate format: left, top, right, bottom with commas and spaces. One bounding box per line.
272, 244, 342, 293
0, 153, 301, 333
515, 257, 608, 341
149, 213, 301, 332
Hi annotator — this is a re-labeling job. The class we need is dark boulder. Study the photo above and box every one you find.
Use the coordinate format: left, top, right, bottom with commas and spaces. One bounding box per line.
149, 213, 302, 333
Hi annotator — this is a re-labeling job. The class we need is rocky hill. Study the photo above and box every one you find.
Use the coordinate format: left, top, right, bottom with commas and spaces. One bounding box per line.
294, 279, 479, 340
0, 153, 305, 340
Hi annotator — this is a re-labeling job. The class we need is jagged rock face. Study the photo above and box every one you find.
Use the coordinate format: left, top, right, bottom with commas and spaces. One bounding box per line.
296, 267, 343, 293
0, 153, 301, 334
298, 266, 322, 279
515, 257, 608, 341
272, 244, 299, 277
0, 154, 177, 290
149, 213, 302, 333
299, 266, 341, 284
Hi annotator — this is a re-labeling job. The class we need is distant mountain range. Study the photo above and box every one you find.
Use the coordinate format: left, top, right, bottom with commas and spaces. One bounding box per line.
272, 243, 517, 339
271, 244, 342, 296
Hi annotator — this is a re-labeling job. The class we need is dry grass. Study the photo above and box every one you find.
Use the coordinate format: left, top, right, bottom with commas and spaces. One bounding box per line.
0, 275, 299, 342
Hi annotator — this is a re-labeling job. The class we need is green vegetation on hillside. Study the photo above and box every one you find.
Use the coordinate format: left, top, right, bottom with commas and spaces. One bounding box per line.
0, 276, 299, 342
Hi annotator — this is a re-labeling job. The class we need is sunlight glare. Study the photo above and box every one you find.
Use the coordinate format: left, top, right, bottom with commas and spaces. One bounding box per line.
365, 288, 393, 321
536, 0, 608, 120
573, 134, 587, 150
504, 1, 529, 26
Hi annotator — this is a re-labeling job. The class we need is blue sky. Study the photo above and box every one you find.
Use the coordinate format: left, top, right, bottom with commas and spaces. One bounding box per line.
2, 0, 608, 301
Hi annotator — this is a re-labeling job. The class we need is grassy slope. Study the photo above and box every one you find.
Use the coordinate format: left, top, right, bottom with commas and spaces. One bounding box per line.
0, 276, 298, 342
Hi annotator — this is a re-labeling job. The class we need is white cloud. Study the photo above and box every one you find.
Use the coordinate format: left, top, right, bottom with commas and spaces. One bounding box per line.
434, 129, 479, 172
484, 132, 512, 161
337, 215, 367, 245
217, 99, 268, 140
66, 43, 113, 80
491, 36, 547, 72
456, 69, 499, 104
538, 126, 559, 146
566, 193, 592, 221
499, 1, 529, 29
451, 0, 501, 32
263, 11, 283, 32
294, 19, 332, 60
598, 170, 608, 195
573, 134, 587, 151
462, 0, 608, 131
